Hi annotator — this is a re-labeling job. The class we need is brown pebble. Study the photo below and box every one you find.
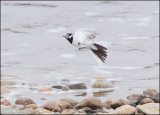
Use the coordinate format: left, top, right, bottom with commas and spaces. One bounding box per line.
1, 99, 11, 106
139, 98, 154, 105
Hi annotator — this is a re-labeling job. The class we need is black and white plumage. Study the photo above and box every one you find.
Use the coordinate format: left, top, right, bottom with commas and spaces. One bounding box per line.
63, 30, 107, 63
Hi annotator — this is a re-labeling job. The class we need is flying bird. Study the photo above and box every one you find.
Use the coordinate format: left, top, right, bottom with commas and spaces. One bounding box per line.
63, 30, 107, 63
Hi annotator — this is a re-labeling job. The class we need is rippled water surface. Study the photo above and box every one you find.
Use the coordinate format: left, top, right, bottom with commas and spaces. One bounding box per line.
1, 1, 159, 105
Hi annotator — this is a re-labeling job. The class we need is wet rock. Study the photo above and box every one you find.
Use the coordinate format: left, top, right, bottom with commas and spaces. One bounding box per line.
60, 98, 78, 107
129, 101, 137, 107
1, 81, 16, 86
136, 103, 159, 114
103, 99, 114, 109
29, 108, 53, 114
27, 104, 37, 110
137, 94, 146, 104
68, 83, 87, 89
81, 107, 92, 113
92, 109, 107, 113
127, 94, 140, 101
139, 98, 154, 105
51, 85, 63, 89
43, 101, 71, 112
43, 101, 57, 110
61, 109, 76, 114
75, 109, 86, 114
92, 80, 114, 88
111, 98, 129, 109
1, 99, 11, 106
143, 89, 159, 103
109, 105, 136, 114
38, 88, 53, 92
15, 98, 35, 106
138, 94, 159, 104
62, 86, 70, 91
143, 89, 158, 97
75, 97, 103, 109
1, 87, 10, 94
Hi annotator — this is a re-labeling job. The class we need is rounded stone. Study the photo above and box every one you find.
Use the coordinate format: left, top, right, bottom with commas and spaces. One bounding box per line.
111, 98, 129, 109
15, 98, 35, 106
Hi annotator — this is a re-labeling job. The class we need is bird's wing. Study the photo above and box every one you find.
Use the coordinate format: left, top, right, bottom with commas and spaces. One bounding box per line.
74, 30, 100, 42
84, 30, 100, 39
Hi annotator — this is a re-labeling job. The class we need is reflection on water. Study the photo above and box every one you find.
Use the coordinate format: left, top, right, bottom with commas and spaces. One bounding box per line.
93, 90, 114, 97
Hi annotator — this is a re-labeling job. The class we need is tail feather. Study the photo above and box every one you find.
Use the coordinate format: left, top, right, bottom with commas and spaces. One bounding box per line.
90, 43, 107, 63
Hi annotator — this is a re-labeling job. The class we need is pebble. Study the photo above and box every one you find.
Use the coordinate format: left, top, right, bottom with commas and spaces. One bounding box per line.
15, 98, 35, 106
61, 109, 76, 114
136, 103, 159, 114
127, 94, 140, 101
1, 99, 11, 106
103, 99, 114, 109
109, 105, 136, 114
60, 98, 78, 108
75, 97, 102, 109
51, 85, 63, 89
143, 89, 159, 97
30, 108, 53, 114
111, 98, 129, 109
26, 104, 37, 110
43, 101, 71, 112
68, 83, 87, 89
143, 89, 159, 103
139, 98, 154, 105
92, 80, 114, 88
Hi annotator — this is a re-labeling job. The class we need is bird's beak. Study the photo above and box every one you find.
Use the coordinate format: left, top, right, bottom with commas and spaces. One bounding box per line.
62, 35, 65, 37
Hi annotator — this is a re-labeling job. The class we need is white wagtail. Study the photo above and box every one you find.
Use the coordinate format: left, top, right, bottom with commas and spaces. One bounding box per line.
63, 30, 107, 63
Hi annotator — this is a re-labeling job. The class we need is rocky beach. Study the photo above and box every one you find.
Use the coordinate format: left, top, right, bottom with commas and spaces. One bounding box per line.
1, 85, 160, 114
1, 1, 159, 114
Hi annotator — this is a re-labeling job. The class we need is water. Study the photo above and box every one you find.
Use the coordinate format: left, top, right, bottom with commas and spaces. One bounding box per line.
1, 1, 159, 106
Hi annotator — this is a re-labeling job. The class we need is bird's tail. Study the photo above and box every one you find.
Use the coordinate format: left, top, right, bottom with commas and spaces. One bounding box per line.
90, 43, 107, 63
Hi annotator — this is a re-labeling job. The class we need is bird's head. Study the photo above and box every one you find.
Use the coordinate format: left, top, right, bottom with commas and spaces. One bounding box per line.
62, 33, 73, 44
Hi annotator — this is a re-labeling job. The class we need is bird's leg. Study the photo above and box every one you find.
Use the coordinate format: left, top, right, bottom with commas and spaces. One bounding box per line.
79, 47, 87, 50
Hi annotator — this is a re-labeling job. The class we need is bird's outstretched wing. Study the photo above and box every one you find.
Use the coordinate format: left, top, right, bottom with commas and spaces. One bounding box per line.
74, 30, 100, 42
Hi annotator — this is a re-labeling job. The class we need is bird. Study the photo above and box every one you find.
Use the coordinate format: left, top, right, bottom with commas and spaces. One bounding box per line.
63, 30, 107, 63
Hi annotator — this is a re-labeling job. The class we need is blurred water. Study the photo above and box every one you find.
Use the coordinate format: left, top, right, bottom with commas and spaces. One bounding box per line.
1, 1, 159, 105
